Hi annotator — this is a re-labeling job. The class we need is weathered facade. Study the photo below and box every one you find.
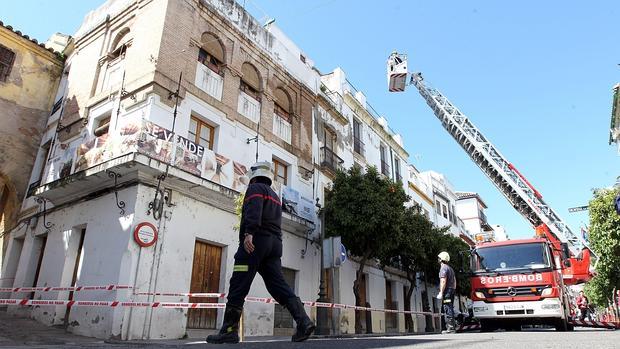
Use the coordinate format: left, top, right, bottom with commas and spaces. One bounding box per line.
2, 0, 321, 340
1, 0, 484, 340
0, 21, 63, 278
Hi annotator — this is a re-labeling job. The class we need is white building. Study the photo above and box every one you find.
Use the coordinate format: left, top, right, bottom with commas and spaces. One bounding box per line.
419, 171, 473, 243
455, 191, 495, 242
406, 164, 434, 220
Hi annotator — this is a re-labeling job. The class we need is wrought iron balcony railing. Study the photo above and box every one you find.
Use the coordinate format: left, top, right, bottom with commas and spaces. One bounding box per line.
320, 146, 344, 173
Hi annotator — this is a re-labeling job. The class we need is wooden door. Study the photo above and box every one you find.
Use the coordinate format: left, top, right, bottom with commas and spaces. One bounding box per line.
274, 268, 296, 332
385, 280, 397, 332
358, 273, 368, 332
64, 228, 85, 327
187, 240, 222, 329
29, 235, 47, 300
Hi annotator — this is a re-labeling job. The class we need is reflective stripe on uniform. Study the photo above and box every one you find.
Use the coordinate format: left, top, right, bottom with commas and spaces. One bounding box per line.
233, 265, 249, 272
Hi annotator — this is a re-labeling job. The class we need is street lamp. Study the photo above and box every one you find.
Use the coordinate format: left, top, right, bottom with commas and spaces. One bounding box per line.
315, 197, 330, 335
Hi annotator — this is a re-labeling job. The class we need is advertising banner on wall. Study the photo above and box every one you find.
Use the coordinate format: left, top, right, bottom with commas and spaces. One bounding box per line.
70, 117, 242, 191
175, 135, 204, 176
49, 116, 314, 223
46, 142, 78, 182
282, 186, 315, 222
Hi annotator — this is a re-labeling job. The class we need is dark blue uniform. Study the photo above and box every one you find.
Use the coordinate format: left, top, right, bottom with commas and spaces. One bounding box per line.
226, 182, 296, 308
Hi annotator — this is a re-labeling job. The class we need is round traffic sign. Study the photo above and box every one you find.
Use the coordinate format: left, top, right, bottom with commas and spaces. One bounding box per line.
134, 222, 158, 247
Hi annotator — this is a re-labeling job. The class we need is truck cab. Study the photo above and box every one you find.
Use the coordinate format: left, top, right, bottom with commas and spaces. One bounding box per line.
470, 238, 574, 331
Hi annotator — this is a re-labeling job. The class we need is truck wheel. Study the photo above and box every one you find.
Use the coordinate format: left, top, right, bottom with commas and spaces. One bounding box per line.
480, 320, 495, 333
555, 319, 568, 331
507, 324, 522, 331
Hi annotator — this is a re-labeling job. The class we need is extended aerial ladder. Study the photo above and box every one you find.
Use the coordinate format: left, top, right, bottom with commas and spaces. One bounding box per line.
387, 52, 593, 285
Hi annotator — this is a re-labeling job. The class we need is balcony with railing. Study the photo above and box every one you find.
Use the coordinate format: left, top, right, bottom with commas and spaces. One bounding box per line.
381, 160, 391, 177
320, 146, 344, 174
272, 113, 292, 143
353, 137, 364, 156
395, 173, 402, 183
237, 90, 261, 123
195, 62, 223, 100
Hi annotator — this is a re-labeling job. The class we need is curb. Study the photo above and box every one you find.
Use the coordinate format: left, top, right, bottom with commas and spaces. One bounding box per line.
104, 331, 443, 346
312, 331, 441, 339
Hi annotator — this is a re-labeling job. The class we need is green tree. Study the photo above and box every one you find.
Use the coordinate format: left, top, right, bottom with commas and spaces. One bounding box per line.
233, 192, 244, 232
323, 165, 408, 333
378, 207, 446, 332
584, 188, 620, 308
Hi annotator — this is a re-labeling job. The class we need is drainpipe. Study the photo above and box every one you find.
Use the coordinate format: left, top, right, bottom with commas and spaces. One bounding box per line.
389, 148, 395, 181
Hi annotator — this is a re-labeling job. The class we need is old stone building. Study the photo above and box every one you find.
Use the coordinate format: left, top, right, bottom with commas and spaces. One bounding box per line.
0, 21, 64, 277
1, 0, 482, 340
2, 0, 321, 340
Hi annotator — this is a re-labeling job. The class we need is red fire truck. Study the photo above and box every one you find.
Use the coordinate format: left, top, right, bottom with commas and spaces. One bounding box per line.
470, 225, 591, 331
387, 52, 595, 331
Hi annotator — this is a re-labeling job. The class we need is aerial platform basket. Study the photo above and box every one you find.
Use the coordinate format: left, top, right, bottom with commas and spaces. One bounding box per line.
387, 51, 408, 92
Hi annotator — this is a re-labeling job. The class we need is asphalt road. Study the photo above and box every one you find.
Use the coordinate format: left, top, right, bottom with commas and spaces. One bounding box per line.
208, 329, 619, 349
0, 311, 616, 349
1, 328, 616, 349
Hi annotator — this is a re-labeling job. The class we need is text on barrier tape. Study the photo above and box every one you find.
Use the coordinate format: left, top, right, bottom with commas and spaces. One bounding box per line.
0, 298, 440, 317
1, 284, 441, 317
0, 285, 133, 293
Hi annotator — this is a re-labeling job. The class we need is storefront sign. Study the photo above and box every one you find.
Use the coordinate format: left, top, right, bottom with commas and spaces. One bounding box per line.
133, 222, 158, 247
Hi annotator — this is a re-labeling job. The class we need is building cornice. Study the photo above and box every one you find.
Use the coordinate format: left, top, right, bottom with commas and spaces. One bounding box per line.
0, 25, 64, 66
408, 181, 433, 206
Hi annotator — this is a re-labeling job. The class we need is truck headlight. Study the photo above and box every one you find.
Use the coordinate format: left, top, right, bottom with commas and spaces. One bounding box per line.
474, 291, 486, 299
541, 287, 553, 296
474, 306, 488, 312
541, 304, 560, 310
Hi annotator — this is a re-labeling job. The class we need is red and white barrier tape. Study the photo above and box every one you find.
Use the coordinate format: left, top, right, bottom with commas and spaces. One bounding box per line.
457, 324, 481, 331
0, 285, 133, 293
0, 298, 440, 317
132, 292, 227, 298
569, 319, 619, 329
1, 284, 441, 317
0, 299, 224, 309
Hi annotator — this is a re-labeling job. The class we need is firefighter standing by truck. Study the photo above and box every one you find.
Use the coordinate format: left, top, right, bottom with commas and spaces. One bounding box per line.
207, 162, 316, 344
437, 251, 457, 333
576, 291, 590, 321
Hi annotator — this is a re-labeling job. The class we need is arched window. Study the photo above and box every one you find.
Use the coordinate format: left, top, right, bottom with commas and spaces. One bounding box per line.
109, 28, 131, 58
274, 88, 292, 122
198, 32, 225, 76
240, 62, 261, 101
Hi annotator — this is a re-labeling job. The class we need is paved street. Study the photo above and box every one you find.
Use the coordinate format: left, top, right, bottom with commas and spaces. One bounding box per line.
1, 311, 618, 349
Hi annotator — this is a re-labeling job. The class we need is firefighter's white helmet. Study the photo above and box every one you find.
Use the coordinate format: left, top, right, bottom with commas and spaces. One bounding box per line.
247, 161, 273, 183
438, 251, 450, 262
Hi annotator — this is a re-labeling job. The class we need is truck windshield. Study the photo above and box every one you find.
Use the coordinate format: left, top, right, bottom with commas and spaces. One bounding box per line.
472, 243, 550, 273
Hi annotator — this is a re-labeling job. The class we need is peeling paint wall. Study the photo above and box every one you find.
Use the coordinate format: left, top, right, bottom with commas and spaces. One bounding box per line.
5, 186, 139, 338
0, 25, 63, 279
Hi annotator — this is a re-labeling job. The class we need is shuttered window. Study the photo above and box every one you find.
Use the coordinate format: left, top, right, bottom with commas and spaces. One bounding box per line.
0, 45, 15, 82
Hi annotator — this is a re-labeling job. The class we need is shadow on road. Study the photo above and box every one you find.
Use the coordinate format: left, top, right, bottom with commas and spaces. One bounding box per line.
210, 337, 446, 349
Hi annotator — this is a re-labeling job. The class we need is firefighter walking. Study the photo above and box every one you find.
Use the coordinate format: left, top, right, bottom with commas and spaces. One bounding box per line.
207, 162, 316, 344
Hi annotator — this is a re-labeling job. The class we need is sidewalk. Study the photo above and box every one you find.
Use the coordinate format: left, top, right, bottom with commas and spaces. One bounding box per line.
0, 310, 291, 347
0, 309, 438, 347
0, 309, 105, 347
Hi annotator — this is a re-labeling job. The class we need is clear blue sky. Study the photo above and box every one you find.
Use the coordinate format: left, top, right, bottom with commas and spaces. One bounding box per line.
4, 1, 619, 239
